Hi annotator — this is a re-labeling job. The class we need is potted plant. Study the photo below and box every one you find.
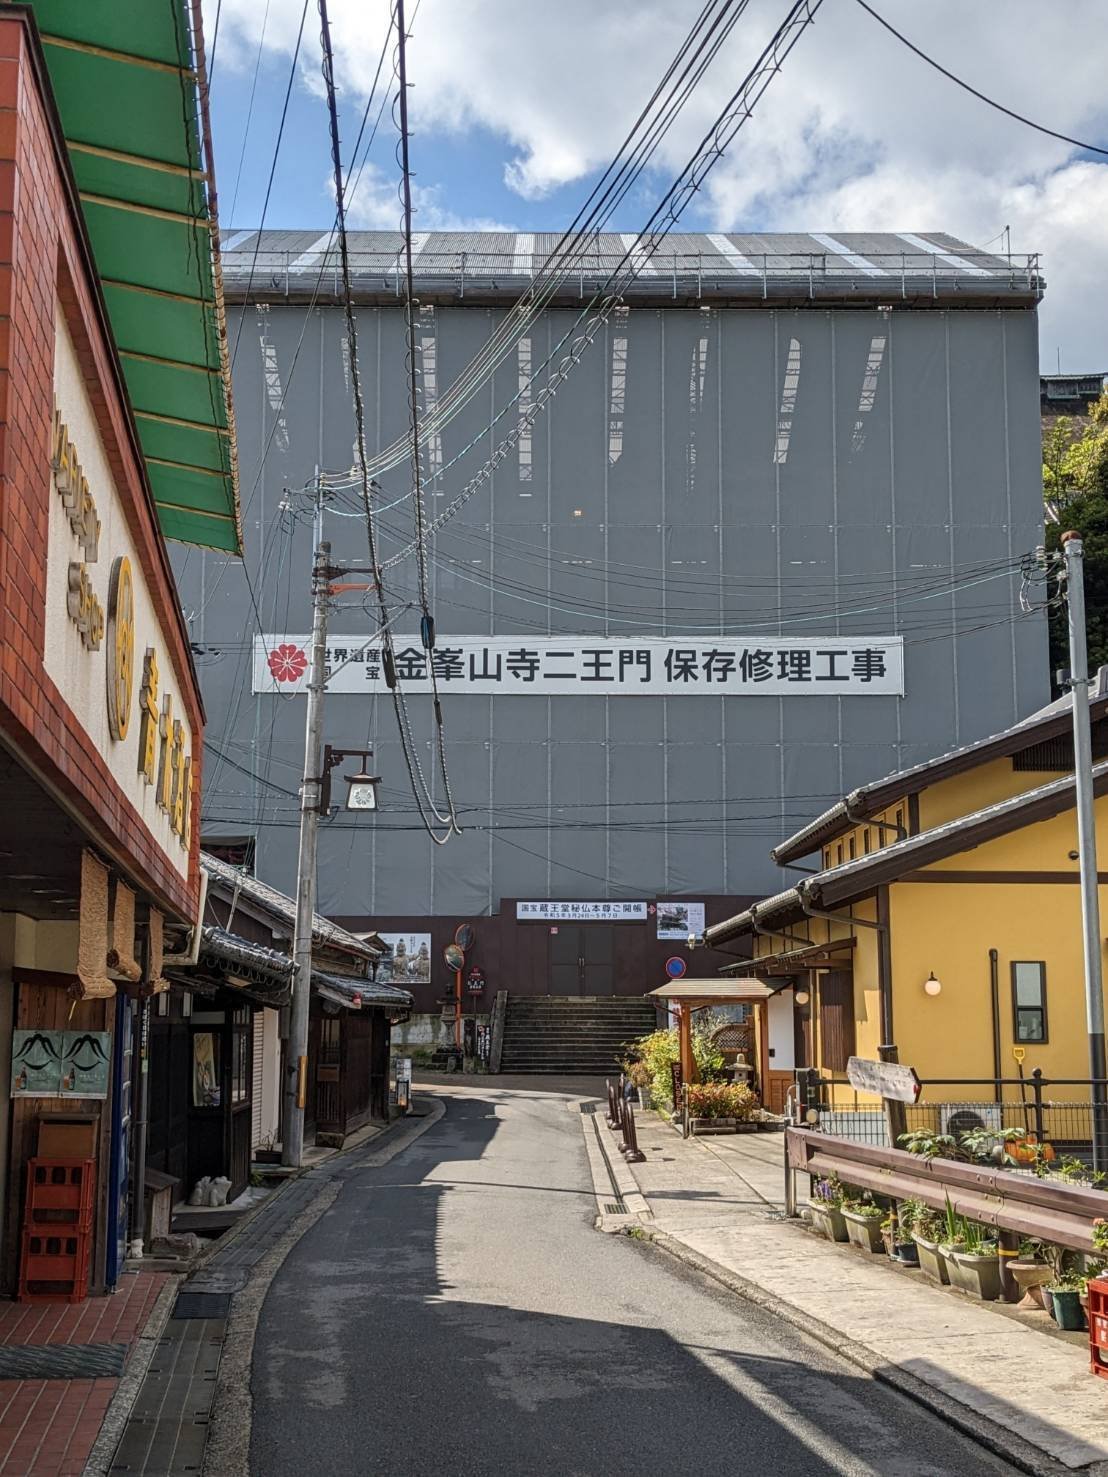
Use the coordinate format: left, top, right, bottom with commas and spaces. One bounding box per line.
841, 1192, 885, 1252
950, 1219, 1001, 1301
894, 1200, 922, 1266
625, 1059, 652, 1110
912, 1204, 949, 1284
880, 1210, 898, 1259
1008, 1238, 1054, 1310
1047, 1272, 1088, 1331
938, 1196, 968, 1289
808, 1174, 848, 1242
685, 1081, 756, 1133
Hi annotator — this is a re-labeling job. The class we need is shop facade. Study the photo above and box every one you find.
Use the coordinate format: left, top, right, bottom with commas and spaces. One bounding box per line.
0, 12, 203, 1295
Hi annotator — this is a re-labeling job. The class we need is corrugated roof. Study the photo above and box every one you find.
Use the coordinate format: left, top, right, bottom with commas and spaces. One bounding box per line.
27, 1, 242, 554
201, 853, 378, 961
220, 229, 1042, 308
772, 669, 1108, 865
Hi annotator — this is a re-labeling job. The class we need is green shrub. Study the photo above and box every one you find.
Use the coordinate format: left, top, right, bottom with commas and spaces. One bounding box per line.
686, 1081, 757, 1120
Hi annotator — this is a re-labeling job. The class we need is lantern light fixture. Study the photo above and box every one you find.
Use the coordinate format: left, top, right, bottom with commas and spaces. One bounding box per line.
924, 971, 942, 997
794, 987, 810, 1007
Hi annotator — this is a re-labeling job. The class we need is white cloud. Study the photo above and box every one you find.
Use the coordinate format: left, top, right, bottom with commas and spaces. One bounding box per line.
344, 162, 514, 233
207, 0, 1108, 365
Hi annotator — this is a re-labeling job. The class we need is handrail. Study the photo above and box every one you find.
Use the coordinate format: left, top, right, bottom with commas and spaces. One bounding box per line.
786, 1126, 1105, 1253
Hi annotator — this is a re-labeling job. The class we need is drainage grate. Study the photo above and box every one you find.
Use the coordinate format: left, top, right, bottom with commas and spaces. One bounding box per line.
580, 1103, 598, 1115
172, 1292, 231, 1320
604, 1200, 627, 1216
0, 1343, 126, 1379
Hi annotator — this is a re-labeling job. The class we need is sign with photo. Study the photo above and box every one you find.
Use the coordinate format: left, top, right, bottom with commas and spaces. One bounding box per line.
656, 901, 706, 940
253, 634, 904, 698
377, 934, 432, 985
516, 901, 647, 921
11, 1029, 111, 1098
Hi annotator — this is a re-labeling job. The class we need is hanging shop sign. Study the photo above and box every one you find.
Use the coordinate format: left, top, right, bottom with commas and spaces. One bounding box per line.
43, 311, 196, 877
467, 968, 486, 994
10, 1029, 111, 1099
656, 901, 705, 940
516, 901, 648, 922
253, 634, 905, 698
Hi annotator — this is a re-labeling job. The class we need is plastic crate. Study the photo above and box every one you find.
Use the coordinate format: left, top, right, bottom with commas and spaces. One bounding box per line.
23, 1159, 95, 1230
18, 1229, 90, 1304
1087, 1276, 1108, 1379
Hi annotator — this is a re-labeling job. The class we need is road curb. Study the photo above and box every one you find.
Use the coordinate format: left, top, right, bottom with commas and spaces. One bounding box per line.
578, 1106, 651, 1227
642, 1227, 1085, 1477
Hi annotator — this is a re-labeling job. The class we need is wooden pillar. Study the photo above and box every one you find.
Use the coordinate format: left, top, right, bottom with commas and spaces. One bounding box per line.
678, 1003, 695, 1085
757, 1000, 770, 1104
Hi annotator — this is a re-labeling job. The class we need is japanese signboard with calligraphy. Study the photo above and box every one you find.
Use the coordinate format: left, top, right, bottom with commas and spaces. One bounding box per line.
253, 635, 904, 697
516, 902, 648, 922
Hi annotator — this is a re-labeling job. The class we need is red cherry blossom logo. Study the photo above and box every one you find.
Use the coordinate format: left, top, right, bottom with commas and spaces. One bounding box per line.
267, 643, 308, 684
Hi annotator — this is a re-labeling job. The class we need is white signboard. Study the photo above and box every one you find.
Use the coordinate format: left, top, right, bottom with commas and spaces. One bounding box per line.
656, 902, 705, 940
253, 635, 904, 697
517, 901, 648, 922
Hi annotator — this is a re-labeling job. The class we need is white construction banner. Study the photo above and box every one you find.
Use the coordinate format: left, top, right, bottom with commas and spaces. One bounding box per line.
253, 635, 904, 697
517, 901, 648, 921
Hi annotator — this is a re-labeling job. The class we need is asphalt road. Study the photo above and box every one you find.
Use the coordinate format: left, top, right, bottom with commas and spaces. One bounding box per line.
249, 1078, 1019, 1477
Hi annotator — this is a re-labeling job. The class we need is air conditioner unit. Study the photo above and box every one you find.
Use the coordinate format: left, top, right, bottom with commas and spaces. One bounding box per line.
939, 1103, 1002, 1137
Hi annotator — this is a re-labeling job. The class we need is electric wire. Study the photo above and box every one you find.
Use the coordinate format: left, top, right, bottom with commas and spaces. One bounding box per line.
317, 0, 459, 844
379, 0, 826, 570
854, 0, 1108, 159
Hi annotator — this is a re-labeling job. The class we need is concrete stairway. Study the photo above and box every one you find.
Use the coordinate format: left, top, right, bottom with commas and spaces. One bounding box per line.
498, 996, 659, 1075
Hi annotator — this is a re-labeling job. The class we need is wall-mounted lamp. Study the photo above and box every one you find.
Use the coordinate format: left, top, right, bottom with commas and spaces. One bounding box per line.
923, 971, 942, 997
794, 987, 810, 1007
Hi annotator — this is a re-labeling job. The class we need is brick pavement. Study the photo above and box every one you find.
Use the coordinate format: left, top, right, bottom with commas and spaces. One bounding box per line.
0, 1272, 168, 1477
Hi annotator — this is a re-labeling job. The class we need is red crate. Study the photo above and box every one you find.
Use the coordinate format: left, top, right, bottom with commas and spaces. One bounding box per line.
25, 1159, 95, 1215
1086, 1276, 1108, 1379
17, 1229, 91, 1304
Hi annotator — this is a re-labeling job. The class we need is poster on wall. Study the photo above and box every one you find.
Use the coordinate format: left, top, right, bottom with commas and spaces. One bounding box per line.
377, 934, 432, 985
192, 1032, 220, 1108
656, 901, 705, 940
10, 1030, 111, 1098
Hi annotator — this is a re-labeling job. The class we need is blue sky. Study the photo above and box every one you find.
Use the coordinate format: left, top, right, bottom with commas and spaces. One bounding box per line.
205, 0, 1108, 365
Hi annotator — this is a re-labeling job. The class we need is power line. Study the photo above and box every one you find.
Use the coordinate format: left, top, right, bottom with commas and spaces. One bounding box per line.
317, 0, 459, 844
854, 0, 1108, 159
230, 0, 311, 370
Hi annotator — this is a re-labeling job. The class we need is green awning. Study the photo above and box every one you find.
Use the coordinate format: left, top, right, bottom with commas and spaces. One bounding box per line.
18, 1, 242, 554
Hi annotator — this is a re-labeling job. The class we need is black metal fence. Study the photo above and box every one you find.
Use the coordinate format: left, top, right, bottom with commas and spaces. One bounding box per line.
794, 1069, 1108, 1165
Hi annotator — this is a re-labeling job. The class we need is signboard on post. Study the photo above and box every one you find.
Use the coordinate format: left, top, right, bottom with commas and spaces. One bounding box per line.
846, 1056, 922, 1104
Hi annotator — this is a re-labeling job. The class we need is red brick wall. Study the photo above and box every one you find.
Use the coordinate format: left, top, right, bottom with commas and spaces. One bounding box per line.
0, 16, 202, 922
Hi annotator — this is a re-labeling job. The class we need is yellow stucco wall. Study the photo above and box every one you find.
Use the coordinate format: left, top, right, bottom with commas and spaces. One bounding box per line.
916, 757, 1061, 833
887, 878, 1101, 1103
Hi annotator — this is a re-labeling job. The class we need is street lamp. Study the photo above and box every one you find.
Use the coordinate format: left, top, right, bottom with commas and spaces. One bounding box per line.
318, 745, 380, 815
343, 769, 380, 811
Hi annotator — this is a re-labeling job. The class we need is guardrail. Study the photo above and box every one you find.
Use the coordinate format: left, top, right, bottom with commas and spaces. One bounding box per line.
786, 1126, 1105, 1254
795, 1069, 1108, 1159
220, 249, 1044, 305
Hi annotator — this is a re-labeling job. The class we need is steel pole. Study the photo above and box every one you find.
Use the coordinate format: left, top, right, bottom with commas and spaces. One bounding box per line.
283, 539, 331, 1168
1062, 531, 1108, 1170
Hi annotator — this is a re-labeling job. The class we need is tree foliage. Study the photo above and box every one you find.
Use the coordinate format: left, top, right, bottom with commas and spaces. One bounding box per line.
1044, 395, 1108, 679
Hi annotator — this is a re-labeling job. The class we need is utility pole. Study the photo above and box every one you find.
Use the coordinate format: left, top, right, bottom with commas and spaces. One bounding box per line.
1061, 530, 1108, 1170
283, 537, 331, 1168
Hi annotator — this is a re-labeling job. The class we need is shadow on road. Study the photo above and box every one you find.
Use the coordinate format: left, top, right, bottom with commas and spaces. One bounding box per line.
247, 1088, 1012, 1477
